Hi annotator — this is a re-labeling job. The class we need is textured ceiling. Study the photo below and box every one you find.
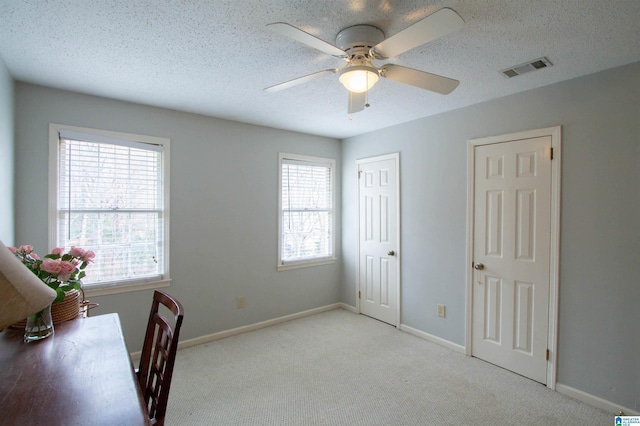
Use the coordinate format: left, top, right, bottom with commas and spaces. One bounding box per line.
1, 0, 639, 139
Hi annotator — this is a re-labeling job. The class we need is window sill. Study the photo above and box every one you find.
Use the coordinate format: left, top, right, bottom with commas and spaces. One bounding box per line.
277, 258, 337, 271
82, 279, 171, 297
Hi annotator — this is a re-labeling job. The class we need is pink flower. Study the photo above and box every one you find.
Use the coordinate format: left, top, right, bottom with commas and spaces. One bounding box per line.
10, 244, 93, 287
69, 246, 86, 258
83, 250, 96, 262
59, 261, 76, 275
40, 258, 63, 274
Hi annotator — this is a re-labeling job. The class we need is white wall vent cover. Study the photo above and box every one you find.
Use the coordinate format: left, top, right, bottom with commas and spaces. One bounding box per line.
502, 57, 553, 78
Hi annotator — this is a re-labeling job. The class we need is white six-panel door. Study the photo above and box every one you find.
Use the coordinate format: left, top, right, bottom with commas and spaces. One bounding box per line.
358, 154, 399, 327
471, 136, 552, 384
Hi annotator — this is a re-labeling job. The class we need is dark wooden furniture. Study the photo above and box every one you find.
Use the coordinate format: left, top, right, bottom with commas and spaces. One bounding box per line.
137, 290, 184, 426
0, 313, 150, 426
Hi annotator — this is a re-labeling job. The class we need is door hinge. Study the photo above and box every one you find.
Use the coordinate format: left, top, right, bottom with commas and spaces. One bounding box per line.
358, 170, 362, 178
358, 290, 361, 299
550, 147, 554, 160
546, 348, 550, 361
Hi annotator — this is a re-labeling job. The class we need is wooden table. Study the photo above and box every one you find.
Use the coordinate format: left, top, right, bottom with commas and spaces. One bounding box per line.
0, 313, 150, 426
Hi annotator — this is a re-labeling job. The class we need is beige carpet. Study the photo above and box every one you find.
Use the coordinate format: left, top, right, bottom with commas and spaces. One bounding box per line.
167, 309, 613, 425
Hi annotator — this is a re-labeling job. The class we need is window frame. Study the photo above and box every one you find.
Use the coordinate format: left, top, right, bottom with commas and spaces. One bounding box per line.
278, 152, 336, 271
48, 123, 171, 296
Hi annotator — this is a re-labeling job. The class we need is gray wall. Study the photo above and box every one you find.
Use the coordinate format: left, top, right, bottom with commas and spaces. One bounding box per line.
0, 57, 14, 245
13, 83, 342, 351
341, 61, 640, 410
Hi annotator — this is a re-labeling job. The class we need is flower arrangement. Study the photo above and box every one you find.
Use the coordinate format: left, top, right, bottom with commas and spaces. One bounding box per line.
9, 244, 95, 303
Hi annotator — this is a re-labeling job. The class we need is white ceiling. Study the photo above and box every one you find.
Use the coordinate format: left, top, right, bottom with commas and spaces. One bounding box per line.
1, 1, 639, 139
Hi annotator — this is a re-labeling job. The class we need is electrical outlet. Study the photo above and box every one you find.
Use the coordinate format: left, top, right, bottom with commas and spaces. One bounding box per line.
237, 297, 245, 309
437, 304, 446, 318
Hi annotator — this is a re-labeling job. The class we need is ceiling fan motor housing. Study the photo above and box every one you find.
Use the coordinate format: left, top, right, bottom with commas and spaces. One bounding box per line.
335, 25, 385, 57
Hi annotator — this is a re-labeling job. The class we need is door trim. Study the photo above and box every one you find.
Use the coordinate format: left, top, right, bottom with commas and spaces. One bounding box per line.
465, 126, 561, 389
356, 152, 401, 328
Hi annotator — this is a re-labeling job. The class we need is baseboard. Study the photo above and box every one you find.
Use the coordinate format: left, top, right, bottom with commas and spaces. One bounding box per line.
400, 323, 466, 354
556, 383, 639, 416
338, 303, 357, 313
186, 302, 344, 348
130, 303, 344, 362
131, 303, 357, 362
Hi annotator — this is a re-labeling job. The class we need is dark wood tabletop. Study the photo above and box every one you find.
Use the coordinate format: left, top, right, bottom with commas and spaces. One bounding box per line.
0, 313, 150, 426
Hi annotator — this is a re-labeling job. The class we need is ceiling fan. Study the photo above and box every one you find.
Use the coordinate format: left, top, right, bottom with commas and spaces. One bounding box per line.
264, 8, 464, 114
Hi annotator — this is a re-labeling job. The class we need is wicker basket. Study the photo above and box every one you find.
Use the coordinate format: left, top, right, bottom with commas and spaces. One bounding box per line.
52, 289, 81, 324
11, 289, 82, 328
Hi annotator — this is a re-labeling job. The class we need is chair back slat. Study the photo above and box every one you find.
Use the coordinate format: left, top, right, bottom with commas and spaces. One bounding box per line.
137, 290, 184, 426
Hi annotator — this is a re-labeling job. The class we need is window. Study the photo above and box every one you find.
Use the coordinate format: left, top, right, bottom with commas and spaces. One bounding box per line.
49, 124, 170, 294
278, 153, 335, 270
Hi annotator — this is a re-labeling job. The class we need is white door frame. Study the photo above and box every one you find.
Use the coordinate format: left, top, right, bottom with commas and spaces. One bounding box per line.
356, 152, 401, 328
465, 126, 561, 389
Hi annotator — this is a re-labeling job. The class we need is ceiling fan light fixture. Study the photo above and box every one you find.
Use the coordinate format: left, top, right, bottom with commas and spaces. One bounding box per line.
339, 65, 379, 93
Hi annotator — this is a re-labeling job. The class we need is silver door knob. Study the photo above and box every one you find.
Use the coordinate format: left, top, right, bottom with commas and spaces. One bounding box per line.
474, 263, 484, 270
388, 250, 395, 256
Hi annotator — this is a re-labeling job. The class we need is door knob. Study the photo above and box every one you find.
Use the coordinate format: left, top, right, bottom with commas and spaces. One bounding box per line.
387, 250, 395, 256
474, 263, 484, 270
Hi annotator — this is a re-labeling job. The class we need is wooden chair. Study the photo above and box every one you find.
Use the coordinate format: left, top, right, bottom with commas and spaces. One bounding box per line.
137, 290, 184, 426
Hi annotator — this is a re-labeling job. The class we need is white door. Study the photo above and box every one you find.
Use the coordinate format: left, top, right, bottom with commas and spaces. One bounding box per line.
471, 136, 552, 384
358, 154, 400, 326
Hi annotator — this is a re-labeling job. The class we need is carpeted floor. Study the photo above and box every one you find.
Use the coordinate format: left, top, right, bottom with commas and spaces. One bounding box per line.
167, 309, 613, 425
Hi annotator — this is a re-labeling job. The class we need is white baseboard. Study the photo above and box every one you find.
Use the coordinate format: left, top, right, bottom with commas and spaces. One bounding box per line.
180, 303, 343, 349
400, 323, 466, 354
130, 303, 344, 362
176, 303, 345, 351
556, 383, 638, 416
338, 303, 358, 313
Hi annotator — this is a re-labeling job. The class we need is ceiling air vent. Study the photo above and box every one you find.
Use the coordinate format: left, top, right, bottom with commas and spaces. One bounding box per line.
501, 57, 552, 78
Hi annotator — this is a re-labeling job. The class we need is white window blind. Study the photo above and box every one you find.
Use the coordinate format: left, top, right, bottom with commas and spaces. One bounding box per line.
56, 129, 167, 287
279, 155, 335, 267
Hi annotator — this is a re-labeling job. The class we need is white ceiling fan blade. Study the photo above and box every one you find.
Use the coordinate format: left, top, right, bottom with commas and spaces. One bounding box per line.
380, 64, 459, 94
267, 23, 347, 57
372, 8, 464, 59
348, 91, 366, 114
265, 69, 338, 93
